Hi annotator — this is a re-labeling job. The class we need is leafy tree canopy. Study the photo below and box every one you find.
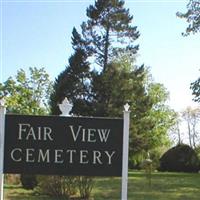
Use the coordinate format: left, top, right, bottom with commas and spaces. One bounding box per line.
0, 67, 53, 115
90, 54, 176, 155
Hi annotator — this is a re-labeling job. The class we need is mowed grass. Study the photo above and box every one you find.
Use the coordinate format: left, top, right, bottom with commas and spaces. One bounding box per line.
4, 171, 200, 200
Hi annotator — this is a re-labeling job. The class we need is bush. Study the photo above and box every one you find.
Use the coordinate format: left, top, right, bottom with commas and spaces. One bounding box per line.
20, 174, 38, 190
77, 176, 94, 200
37, 176, 77, 199
37, 175, 94, 200
195, 145, 200, 159
159, 144, 200, 172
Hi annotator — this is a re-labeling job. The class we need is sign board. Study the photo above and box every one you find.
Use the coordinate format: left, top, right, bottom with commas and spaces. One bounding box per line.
3, 114, 123, 177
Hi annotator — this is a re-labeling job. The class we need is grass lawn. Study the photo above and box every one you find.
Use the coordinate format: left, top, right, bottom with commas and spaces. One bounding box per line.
4, 171, 200, 200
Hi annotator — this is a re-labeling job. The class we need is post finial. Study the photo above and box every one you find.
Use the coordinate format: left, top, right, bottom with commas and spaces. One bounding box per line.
58, 97, 73, 116
0, 99, 5, 107
124, 103, 130, 112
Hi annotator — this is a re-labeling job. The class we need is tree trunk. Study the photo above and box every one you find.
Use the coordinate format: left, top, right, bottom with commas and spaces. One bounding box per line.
103, 24, 110, 72
192, 124, 196, 148
187, 121, 192, 147
177, 124, 181, 144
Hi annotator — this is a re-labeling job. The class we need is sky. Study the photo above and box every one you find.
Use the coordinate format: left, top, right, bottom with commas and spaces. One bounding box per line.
0, 0, 200, 113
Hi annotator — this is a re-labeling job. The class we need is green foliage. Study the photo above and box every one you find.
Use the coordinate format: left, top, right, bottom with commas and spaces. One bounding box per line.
77, 176, 94, 200
36, 176, 94, 200
37, 176, 77, 199
20, 174, 37, 190
177, 0, 200, 36
159, 144, 200, 172
50, 0, 175, 180
191, 76, 200, 102
91, 57, 140, 117
50, 0, 140, 114
195, 145, 200, 159
82, 0, 140, 70
0, 67, 53, 191
50, 29, 91, 115
91, 54, 175, 161
0, 67, 53, 115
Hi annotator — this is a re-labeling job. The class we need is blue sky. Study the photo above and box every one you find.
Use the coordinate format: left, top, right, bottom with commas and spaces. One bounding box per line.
0, 0, 199, 112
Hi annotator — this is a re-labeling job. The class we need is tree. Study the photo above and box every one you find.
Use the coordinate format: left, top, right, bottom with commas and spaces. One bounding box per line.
50, 0, 140, 115
90, 54, 175, 163
130, 81, 176, 162
0, 67, 53, 190
177, 0, 200, 36
82, 0, 140, 70
49, 28, 94, 200
182, 107, 200, 148
169, 112, 183, 145
91, 55, 140, 117
50, 28, 92, 115
50, 0, 175, 171
0, 67, 53, 114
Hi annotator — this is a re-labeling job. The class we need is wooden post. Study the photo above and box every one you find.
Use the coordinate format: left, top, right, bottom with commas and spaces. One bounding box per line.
121, 103, 130, 200
0, 100, 6, 200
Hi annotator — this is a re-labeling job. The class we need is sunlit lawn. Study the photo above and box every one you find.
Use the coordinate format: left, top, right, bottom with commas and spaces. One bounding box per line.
4, 171, 200, 200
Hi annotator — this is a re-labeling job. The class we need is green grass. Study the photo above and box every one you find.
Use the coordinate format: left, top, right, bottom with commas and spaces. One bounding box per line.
4, 171, 200, 200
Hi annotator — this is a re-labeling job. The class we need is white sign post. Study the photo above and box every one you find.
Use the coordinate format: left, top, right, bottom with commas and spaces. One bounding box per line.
121, 103, 130, 200
0, 100, 6, 200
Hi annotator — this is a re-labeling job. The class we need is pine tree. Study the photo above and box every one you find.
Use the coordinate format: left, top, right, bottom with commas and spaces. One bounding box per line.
81, 0, 141, 118
82, 0, 140, 71
50, 28, 91, 115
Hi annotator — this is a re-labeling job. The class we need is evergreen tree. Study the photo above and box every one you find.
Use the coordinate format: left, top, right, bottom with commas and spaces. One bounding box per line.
48, 28, 95, 199
91, 55, 148, 117
50, 0, 140, 115
82, 0, 140, 70
50, 28, 92, 115
81, 0, 141, 118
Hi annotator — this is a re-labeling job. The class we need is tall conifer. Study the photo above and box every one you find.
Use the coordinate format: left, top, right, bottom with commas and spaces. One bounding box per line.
50, 28, 91, 115
82, 0, 140, 70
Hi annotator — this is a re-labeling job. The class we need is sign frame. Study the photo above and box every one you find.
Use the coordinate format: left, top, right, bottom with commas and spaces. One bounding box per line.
0, 100, 130, 200
3, 114, 123, 177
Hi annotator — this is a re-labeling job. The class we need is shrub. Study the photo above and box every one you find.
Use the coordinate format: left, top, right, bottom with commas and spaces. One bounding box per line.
37, 175, 94, 200
195, 145, 200, 159
77, 176, 94, 200
37, 176, 77, 199
20, 174, 38, 190
159, 144, 200, 172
